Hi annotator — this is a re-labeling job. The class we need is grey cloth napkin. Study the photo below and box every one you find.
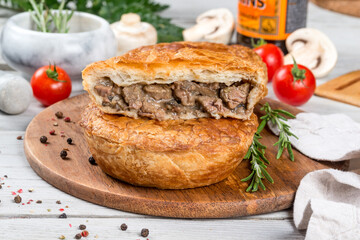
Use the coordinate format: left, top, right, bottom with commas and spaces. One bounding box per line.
267, 112, 360, 239
268, 113, 360, 161
294, 169, 360, 239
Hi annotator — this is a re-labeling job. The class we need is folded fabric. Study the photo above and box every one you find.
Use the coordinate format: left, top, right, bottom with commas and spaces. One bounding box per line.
268, 113, 360, 161
294, 169, 360, 239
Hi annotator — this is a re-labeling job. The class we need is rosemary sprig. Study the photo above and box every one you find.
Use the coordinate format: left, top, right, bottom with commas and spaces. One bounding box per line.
241, 125, 274, 192
242, 102, 297, 192
49, 0, 74, 33
28, 0, 73, 33
29, 0, 51, 33
260, 103, 298, 161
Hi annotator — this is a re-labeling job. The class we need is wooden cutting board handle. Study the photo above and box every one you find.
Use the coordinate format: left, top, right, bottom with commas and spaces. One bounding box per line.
315, 70, 360, 107
310, 0, 360, 18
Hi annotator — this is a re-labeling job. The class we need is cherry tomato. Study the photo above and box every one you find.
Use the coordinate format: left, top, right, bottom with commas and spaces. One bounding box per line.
254, 43, 284, 82
31, 64, 72, 106
272, 60, 316, 106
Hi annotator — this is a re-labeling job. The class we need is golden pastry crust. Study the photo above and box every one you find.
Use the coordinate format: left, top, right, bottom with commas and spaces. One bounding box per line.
80, 103, 258, 189
82, 41, 267, 120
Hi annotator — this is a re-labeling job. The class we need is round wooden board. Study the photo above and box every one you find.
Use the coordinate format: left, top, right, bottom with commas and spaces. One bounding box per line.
24, 94, 348, 219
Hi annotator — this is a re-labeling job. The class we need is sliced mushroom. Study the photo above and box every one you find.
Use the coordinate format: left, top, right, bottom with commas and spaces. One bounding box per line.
111, 13, 157, 55
183, 8, 235, 44
284, 28, 338, 78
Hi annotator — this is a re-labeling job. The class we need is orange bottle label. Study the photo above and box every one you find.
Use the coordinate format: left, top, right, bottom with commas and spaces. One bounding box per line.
237, 0, 289, 40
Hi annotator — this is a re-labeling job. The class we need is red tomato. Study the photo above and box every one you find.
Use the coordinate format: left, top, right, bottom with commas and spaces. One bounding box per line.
254, 44, 284, 82
31, 65, 72, 106
272, 61, 316, 106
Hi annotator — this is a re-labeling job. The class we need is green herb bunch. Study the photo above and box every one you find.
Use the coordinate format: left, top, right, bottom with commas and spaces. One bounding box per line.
1, 0, 184, 42
242, 103, 297, 192
28, 0, 73, 33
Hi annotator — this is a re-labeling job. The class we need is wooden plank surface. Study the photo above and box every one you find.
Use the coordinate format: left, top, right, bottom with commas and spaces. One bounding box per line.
0, 2, 360, 239
0, 218, 305, 240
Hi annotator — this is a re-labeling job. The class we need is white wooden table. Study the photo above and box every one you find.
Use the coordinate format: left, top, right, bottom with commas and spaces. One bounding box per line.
1, 2, 360, 239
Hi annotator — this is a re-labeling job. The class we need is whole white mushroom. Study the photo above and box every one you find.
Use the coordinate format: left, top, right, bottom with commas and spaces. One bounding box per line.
111, 13, 157, 56
183, 8, 235, 45
284, 28, 338, 78
0, 72, 32, 115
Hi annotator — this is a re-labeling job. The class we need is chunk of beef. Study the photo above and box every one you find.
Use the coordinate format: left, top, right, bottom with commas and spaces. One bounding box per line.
94, 85, 112, 97
122, 85, 144, 110
197, 83, 218, 97
139, 99, 167, 120
143, 84, 172, 100
220, 83, 250, 109
197, 96, 226, 117
173, 81, 198, 106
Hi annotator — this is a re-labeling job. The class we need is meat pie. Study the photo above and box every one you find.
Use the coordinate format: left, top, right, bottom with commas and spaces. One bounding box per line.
82, 42, 267, 120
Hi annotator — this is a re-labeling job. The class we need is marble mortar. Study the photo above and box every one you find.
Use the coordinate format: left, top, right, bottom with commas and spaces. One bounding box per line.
1, 11, 117, 81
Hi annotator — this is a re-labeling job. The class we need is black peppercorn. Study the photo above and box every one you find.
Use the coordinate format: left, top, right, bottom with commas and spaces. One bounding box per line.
74, 233, 82, 239
14, 195, 22, 204
88, 156, 97, 165
40, 136, 47, 143
60, 150, 67, 159
56, 200, 61, 204
141, 228, 149, 237
79, 224, 86, 230
59, 213, 67, 218
55, 111, 64, 118
67, 138, 73, 145
120, 223, 127, 231
36, 200, 42, 204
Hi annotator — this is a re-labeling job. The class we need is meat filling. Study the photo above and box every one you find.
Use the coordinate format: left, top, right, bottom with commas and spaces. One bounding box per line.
94, 79, 252, 120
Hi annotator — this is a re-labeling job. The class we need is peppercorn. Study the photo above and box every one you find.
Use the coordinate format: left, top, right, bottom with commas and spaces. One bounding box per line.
67, 138, 73, 145
79, 224, 86, 230
36, 200, 42, 204
64, 117, 71, 122
75, 233, 82, 239
4, 175, 7, 178
56, 200, 61, 204
59, 213, 67, 218
49, 130, 56, 135
17, 136, 22, 140
60, 150, 67, 159
120, 223, 127, 231
88, 156, 97, 166
55, 112, 64, 118
40, 136, 47, 143
0, 185, 2, 189
14, 195, 22, 204
81, 231, 89, 237
141, 228, 149, 237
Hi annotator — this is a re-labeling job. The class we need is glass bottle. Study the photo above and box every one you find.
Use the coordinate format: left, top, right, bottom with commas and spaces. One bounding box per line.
236, 0, 308, 53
